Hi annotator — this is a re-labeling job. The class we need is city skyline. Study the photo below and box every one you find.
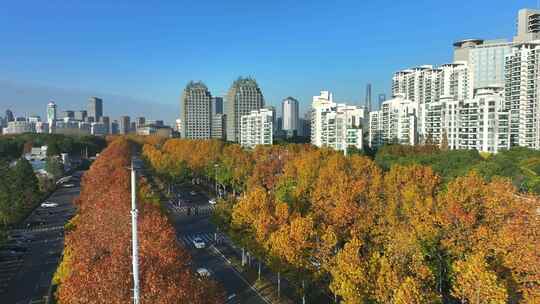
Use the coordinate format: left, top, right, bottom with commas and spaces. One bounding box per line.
1, 1, 536, 121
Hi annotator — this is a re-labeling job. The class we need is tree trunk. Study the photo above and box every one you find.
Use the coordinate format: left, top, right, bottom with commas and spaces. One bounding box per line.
302, 279, 306, 304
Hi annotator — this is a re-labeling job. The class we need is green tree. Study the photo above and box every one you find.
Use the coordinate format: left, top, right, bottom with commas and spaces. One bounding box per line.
45, 157, 64, 180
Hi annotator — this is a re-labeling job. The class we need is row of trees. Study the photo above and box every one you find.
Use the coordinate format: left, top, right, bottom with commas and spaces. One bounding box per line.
0, 158, 41, 230
143, 139, 540, 304
55, 137, 224, 303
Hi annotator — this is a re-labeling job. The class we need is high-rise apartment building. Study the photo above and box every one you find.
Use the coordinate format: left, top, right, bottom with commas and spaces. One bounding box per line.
135, 117, 146, 128
119, 116, 130, 135
281, 97, 299, 134
514, 8, 540, 42
225, 77, 264, 142
181, 81, 212, 139
505, 41, 540, 149
240, 108, 273, 148
310, 91, 366, 152
369, 94, 419, 147
87, 97, 103, 122
62, 110, 75, 120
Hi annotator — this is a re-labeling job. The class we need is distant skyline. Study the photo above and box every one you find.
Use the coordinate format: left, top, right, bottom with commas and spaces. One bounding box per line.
0, 0, 537, 120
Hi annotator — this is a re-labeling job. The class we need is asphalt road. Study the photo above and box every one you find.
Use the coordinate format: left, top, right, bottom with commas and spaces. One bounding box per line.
0, 172, 81, 304
169, 184, 270, 304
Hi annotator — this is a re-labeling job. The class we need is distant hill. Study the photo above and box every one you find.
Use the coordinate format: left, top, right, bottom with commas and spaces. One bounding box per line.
0, 80, 178, 124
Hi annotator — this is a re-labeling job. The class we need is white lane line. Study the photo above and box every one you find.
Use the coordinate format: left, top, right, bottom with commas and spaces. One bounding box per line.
210, 245, 272, 304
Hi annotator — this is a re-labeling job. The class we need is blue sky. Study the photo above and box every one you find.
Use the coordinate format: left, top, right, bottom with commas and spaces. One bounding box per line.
0, 0, 535, 122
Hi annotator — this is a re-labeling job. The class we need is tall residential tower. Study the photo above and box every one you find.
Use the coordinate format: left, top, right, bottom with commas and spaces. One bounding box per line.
225, 77, 264, 142
181, 81, 213, 139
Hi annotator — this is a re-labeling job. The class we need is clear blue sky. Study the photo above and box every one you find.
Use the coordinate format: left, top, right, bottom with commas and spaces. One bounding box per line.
0, 0, 536, 120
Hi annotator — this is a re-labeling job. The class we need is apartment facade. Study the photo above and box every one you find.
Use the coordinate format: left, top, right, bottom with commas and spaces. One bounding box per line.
225, 77, 264, 142
181, 81, 213, 139
240, 108, 273, 148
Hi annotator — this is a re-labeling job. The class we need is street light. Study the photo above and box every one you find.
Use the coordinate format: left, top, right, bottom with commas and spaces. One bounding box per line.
214, 164, 219, 198
130, 157, 143, 304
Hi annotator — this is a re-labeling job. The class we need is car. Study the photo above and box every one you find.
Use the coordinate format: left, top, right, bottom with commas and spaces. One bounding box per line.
62, 183, 75, 188
192, 237, 206, 249
208, 199, 217, 205
41, 202, 58, 208
190, 191, 197, 196
26, 220, 46, 228
196, 267, 211, 277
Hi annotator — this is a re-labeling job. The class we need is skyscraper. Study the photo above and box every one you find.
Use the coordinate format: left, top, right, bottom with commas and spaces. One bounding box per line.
87, 97, 103, 122
225, 77, 264, 142
514, 8, 540, 42
181, 81, 212, 139
281, 97, 299, 134
62, 110, 75, 120
365, 83, 372, 112
211, 97, 223, 115
119, 116, 130, 135
47, 101, 57, 123
100, 116, 110, 134
135, 117, 146, 128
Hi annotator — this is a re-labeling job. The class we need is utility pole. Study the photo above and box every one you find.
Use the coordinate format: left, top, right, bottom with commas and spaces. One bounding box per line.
131, 159, 141, 304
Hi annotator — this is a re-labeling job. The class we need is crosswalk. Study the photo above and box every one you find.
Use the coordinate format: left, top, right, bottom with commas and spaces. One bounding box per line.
177, 232, 224, 248
167, 201, 216, 216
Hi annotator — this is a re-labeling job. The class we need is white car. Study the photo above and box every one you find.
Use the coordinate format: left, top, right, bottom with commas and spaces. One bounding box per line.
208, 199, 217, 205
62, 183, 75, 188
41, 202, 58, 208
192, 237, 206, 249
190, 191, 197, 196
196, 267, 211, 277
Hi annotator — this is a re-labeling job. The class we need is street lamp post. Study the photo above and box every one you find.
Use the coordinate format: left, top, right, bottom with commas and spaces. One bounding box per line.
214, 164, 219, 198
131, 157, 143, 304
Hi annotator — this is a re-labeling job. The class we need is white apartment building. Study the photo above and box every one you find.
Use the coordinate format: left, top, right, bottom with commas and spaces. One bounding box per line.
310, 91, 365, 152
369, 94, 419, 146
181, 81, 212, 139
240, 108, 273, 148
505, 41, 540, 149
459, 87, 510, 153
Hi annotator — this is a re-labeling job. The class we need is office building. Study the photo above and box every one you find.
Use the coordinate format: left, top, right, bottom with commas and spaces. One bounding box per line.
87, 97, 103, 122
378, 94, 387, 110
135, 117, 146, 128
62, 110, 75, 120
310, 91, 366, 152
281, 97, 299, 134
240, 108, 273, 148
181, 81, 212, 139
225, 77, 265, 142
212, 97, 224, 115
211, 114, 226, 140
119, 116, 131, 135
5, 109, 14, 122
47, 102, 57, 123
110, 121, 119, 134
75, 110, 87, 121
99, 116, 110, 134
91, 122, 108, 136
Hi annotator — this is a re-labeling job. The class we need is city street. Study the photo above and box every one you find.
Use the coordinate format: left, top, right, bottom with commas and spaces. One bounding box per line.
168, 184, 270, 304
0, 172, 81, 304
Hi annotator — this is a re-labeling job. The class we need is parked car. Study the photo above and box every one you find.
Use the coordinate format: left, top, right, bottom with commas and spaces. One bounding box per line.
41, 202, 58, 208
192, 237, 206, 249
